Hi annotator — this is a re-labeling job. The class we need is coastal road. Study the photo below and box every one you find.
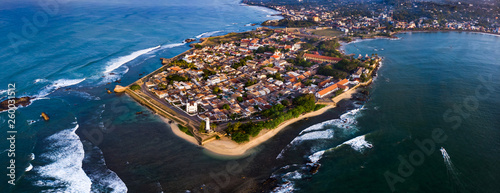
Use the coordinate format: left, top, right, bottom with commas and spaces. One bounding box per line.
140, 83, 202, 126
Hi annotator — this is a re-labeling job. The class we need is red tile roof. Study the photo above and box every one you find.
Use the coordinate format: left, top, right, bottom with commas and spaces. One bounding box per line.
317, 84, 338, 96
337, 79, 348, 85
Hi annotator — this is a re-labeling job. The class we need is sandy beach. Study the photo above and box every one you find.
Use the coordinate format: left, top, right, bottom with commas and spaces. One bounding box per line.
159, 116, 199, 145
163, 87, 363, 156
202, 104, 337, 156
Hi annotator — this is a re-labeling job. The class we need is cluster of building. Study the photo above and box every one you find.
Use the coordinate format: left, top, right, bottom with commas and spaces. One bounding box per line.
144, 29, 376, 123
269, 5, 500, 35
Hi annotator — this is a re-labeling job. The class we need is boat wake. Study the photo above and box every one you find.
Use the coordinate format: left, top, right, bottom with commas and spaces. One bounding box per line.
440, 147, 467, 192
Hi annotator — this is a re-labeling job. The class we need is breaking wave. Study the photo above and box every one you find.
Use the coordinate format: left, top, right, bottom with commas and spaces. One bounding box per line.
83, 141, 128, 193
195, 31, 223, 39
272, 106, 370, 192
104, 45, 161, 73
36, 78, 86, 98
31, 122, 93, 192
340, 135, 373, 152
276, 107, 363, 159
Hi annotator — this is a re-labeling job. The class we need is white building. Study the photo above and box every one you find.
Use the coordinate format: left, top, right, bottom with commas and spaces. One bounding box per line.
186, 101, 198, 114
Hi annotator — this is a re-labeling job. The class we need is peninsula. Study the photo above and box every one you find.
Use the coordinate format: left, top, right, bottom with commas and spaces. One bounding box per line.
120, 27, 380, 156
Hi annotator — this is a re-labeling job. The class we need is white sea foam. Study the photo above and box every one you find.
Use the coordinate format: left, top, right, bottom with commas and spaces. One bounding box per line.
0, 89, 7, 95
36, 78, 86, 98
271, 181, 295, 193
160, 43, 185, 49
308, 150, 326, 163
32, 123, 92, 192
283, 171, 303, 180
276, 107, 363, 159
34, 78, 49, 84
71, 91, 101, 101
85, 144, 128, 193
195, 31, 223, 39
104, 45, 161, 73
340, 135, 373, 152
290, 130, 334, 144
25, 164, 33, 172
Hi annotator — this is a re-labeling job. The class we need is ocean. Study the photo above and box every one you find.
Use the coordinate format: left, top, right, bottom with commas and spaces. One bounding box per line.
269, 32, 500, 193
1, 1, 499, 193
0, 0, 281, 192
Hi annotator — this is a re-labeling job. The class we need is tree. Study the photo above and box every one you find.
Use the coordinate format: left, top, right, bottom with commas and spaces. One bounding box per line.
281, 100, 290, 106
213, 86, 221, 94
231, 132, 249, 143
199, 121, 206, 133
360, 74, 369, 82
334, 59, 358, 72
222, 104, 230, 110
130, 84, 141, 91
237, 97, 244, 102
157, 83, 167, 90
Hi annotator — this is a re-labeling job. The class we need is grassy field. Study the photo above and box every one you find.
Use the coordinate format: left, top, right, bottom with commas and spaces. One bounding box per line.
311, 29, 344, 37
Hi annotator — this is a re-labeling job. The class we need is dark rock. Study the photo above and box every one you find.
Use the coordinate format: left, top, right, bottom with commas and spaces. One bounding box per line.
0, 97, 33, 112
310, 163, 321, 174
184, 38, 196, 43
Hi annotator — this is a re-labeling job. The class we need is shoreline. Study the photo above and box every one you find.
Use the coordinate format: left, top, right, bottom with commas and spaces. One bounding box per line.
393, 29, 500, 37
202, 104, 337, 156
124, 13, 380, 156
158, 116, 199, 145
197, 86, 364, 156
339, 30, 500, 52
127, 39, 376, 157
163, 87, 362, 156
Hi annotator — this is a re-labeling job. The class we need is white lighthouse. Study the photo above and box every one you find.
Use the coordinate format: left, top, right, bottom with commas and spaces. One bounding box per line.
205, 117, 210, 132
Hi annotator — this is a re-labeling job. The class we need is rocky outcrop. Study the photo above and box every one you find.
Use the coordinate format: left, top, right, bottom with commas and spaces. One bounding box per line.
309, 163, 320, 174
0, 97, 33, 111
41, 112, 50, 121
114, 85, 127, 93
184, 38, 196, 43
160, 57, 170, 65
